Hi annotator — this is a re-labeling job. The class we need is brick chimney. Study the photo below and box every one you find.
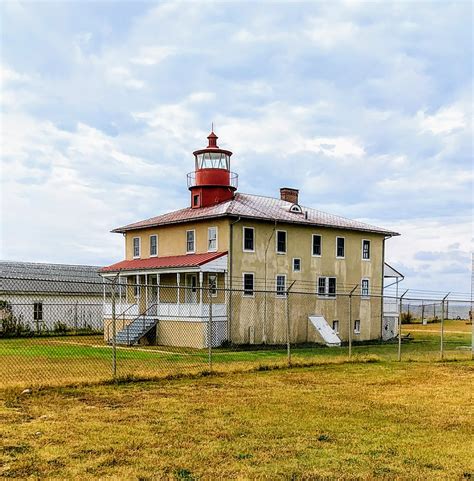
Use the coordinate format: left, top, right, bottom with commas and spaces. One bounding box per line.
280, 187, 299, 204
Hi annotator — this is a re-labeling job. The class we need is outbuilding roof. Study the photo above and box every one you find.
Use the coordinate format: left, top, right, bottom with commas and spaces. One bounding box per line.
112, 193, 399, 236
0, 261, 103, 295
100, 251, 227, 273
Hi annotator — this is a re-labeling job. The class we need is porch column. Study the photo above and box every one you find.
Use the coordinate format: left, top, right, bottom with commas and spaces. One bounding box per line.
119, 275, 122, 314
102, 280, 106, 316
145, 274, 148, 311
157, 274, 160, 303
199, 271, 204, 317
177, 273, 181, 309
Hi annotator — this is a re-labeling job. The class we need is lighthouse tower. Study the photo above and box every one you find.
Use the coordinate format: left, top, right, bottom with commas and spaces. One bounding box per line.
187, 130, 238, 208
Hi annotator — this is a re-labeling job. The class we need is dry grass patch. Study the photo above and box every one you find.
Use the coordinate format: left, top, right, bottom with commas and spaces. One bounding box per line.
1, 361, 473, 480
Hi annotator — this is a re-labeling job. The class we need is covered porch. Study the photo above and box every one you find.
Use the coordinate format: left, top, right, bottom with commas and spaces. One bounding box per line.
100, 252, 228, 348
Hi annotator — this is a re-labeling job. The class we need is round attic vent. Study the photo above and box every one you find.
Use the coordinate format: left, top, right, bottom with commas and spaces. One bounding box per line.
289, 204, 303, 214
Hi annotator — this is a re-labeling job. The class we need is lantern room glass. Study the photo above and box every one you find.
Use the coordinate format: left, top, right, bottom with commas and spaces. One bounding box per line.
195, 152, 230, 170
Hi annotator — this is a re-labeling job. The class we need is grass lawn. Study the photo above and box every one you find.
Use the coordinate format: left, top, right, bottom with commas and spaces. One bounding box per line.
1, 361, 473, 479
0, 321, 471, 388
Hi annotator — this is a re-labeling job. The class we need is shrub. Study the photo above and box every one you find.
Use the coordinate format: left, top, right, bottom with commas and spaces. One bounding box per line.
53, 321, 69, 334
400, 311, 414, 324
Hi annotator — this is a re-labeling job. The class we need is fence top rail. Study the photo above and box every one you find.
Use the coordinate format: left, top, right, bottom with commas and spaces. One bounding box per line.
1, 275, 472, 304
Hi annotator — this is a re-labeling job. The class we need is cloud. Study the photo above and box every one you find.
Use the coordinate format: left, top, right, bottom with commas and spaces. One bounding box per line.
130, 45, 176, 66
0, 1, 472, 295
418, 103, 467, 135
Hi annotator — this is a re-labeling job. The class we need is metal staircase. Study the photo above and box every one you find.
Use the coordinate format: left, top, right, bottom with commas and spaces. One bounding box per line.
111, 304, 158, 346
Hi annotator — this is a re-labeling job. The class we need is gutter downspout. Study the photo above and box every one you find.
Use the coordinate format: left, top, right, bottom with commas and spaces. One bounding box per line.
381, 236, 388, 338
263, 220, 277, 344
228, 216, 241, 344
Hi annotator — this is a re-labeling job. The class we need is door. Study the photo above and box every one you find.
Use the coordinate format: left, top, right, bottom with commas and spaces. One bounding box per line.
185, 274, 198, 303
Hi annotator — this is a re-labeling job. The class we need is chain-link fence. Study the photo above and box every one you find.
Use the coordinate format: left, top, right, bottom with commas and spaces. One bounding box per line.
1, 275, 472, 388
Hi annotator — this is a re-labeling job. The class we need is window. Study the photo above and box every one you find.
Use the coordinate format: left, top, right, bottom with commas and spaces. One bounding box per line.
33, 302, 43, 321
362, 240, 370, 260
336, 237, 345, 258
276, 230, 287, 254
150, 235, 158, 257
361, 279, 370, 297
276, 275, 286, 297
193, 194, 200, 207
354, 319, 361, 334
332, 320, 339, 334
133, 237, 140, 258
243, 227, 255, 252
208, 274, 217, 297
312, 234, 322, 256
289, 204, 302, 213
186, 230, 195, 253
208, 227, 217, 252
318, 276, 337, 297
292, 258, 301, 272
318, 277, 326, 296
132, 278, 140, 298
243, 273, 254, 297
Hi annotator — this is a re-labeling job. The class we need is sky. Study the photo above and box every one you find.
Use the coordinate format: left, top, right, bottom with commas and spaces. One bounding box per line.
1, 1, 472, 296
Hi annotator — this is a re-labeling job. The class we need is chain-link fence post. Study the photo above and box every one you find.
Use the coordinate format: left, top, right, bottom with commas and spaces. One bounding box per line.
208, 286, 213, 372
440, 292, 450, 360
348, 285, 358, 359
398, 290, 409, 361
111, 276, 117, 380
286, 282, 296, 365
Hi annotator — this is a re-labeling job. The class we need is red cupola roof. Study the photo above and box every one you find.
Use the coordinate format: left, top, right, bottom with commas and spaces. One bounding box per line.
187, 129, 238, 209
207, 131, 218, 148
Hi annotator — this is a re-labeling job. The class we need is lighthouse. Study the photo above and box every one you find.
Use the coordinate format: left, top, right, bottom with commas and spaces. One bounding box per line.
187, 130, 238, 208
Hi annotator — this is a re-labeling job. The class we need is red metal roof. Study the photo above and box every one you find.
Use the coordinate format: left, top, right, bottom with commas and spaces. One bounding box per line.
100, 251, 227, 273
112, 193, 399, 236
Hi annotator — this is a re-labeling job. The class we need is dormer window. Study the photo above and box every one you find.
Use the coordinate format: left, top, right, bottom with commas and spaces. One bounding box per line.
289, 204, 303, 214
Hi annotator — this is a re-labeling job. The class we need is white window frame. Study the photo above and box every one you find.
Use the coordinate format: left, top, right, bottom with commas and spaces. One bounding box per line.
336, 236, 345, 259
361, 278, 370, 298
208, 274, 218, 298
132, 237, 141, 259
276, 230, 287, 254
149, 234, 158, 257
242, 272, 255, 297
242, 226, 255, 253
317, 276, 337, 298
33, 301, 43, 321
186, 230, 195, 254
208, 226, 218, 252
332, 320, 339, 334
275, 274, 287, 297
292, 257, 301, 272
354, 319, 361, 334
362, 239, 371, 261
312, 234, 322, 257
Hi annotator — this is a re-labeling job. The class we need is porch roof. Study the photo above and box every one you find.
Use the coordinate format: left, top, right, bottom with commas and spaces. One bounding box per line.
100, 251, 227, 274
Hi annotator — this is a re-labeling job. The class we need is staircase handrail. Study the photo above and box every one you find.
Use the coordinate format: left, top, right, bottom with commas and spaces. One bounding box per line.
121, 303, 159, 345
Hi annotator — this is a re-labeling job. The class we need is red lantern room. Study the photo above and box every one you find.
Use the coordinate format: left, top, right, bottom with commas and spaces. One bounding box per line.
187, 129, 238, 208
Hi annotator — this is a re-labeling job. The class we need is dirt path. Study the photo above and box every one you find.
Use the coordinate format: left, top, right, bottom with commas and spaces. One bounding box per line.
47, 339, 193, 356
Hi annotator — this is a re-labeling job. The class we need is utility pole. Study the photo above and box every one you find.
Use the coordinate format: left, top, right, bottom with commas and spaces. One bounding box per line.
398, 290, 409, 361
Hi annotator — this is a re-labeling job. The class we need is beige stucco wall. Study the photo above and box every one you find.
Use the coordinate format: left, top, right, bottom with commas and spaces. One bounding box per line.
124, 219, 230, 260
229, 220, 385, 343
115, 216, 389, 345
104, 317, 207, 349
156, 321, 206, 349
